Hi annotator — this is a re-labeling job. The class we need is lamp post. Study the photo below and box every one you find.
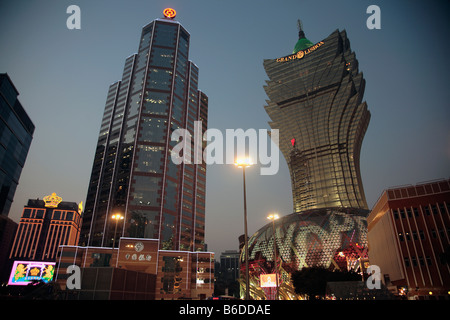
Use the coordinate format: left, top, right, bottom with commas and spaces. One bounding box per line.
111, 213, 124, 249
235, 158, 252, 300
267, 213, 280, 300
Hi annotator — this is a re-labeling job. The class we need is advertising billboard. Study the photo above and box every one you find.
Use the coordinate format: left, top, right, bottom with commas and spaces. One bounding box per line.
8, 261, 56, 286
260, 274, 278, 288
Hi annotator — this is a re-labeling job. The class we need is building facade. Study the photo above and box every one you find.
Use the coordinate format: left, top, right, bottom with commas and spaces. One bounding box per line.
80, 10, 208, 253
9, 193, 82, 262
220, 250, 240, 282
0, 215, 17, 282
58, 9, 213, 300
368, 179, 450, 300
55, 238, 214, 300
0, 73, 34, 217
264, 26, 370, 213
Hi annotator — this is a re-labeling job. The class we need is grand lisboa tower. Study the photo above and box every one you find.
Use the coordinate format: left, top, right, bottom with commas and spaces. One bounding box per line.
243, 21, 371, 299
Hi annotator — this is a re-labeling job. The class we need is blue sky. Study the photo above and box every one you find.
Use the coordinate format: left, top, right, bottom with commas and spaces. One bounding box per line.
1, 0, 449, 256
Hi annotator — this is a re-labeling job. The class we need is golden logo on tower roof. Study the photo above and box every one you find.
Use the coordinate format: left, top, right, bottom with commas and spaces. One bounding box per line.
276, 41, 324, 63
43, 192, 62, 208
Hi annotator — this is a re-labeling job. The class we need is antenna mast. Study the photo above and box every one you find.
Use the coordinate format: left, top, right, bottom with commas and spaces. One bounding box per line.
297, 19, 306, 39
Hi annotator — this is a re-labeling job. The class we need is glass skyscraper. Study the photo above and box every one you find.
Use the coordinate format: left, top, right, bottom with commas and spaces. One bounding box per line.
242, 23, 372, 299
0, 73, 34, 217
264, 24, 370, 213
80, 11, 208, 252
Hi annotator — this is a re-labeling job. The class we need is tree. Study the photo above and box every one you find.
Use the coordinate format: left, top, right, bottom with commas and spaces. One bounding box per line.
291, 267, 361, 299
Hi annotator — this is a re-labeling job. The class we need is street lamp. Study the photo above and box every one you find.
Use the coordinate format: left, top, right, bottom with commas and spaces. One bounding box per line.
235, 157, 252, 300
111, 213, 124, 249
267, 213, 280, 300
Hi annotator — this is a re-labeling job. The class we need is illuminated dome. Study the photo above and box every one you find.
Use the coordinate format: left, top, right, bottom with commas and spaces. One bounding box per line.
245, 208, 369, 271
240, 208, 369, 299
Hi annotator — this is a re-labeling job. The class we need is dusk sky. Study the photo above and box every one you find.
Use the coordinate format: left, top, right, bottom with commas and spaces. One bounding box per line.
1, 0, 449, 257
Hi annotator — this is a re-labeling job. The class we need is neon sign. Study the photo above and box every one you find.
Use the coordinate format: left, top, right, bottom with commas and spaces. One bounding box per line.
163, 8, 177, 19
260, 274, 278, 288
8, 261, 56, 285
276, 41, 324, 63
43, 192, 62, 208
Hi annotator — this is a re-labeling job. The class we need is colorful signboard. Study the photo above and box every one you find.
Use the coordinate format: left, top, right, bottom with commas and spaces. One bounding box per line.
260, 274, 278, 288
8, 261, 56, 286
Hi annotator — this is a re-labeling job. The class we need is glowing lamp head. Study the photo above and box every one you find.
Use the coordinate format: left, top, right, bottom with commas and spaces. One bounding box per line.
111, 214, 124, 220
234, 158, 253, 168
267, 214, 280, 221
163, 8, 177, 19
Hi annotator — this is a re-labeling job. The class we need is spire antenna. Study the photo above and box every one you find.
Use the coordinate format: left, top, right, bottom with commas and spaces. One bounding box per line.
297, 19, 306, 39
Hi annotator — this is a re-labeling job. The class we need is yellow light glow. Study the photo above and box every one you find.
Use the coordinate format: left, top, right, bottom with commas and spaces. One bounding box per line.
163, 8, 177, 19
111, 214, 124, 220
234, 158, 253, 168
43, 192, 62, 208
267, 214, 280, 221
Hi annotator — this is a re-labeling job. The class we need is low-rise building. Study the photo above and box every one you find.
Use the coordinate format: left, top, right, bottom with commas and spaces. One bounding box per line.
368, 179, 450, 299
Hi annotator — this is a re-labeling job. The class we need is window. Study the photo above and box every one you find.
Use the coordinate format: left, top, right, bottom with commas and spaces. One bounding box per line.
131, 176, 161, 206
419, 256, 425, 266
143, 91, 169, 115
146, 68, 173, 90
90, 253, 111, 267
23, 208, 31, 218
150, 47, 174, 68
53, 210, 61, 220
140, 118, 167, 143
135, 145, 164, 173
419, 230, 425, 240
407, 208, 412, 218
66, 212, 74, 221
431, 205, 438, 215
431, 229, 437, 239
128, 210, 159, 239
36, 209, 45, 219
393, 210, 399, 220
153, 23, 177, 48
404, 257, 410, 267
